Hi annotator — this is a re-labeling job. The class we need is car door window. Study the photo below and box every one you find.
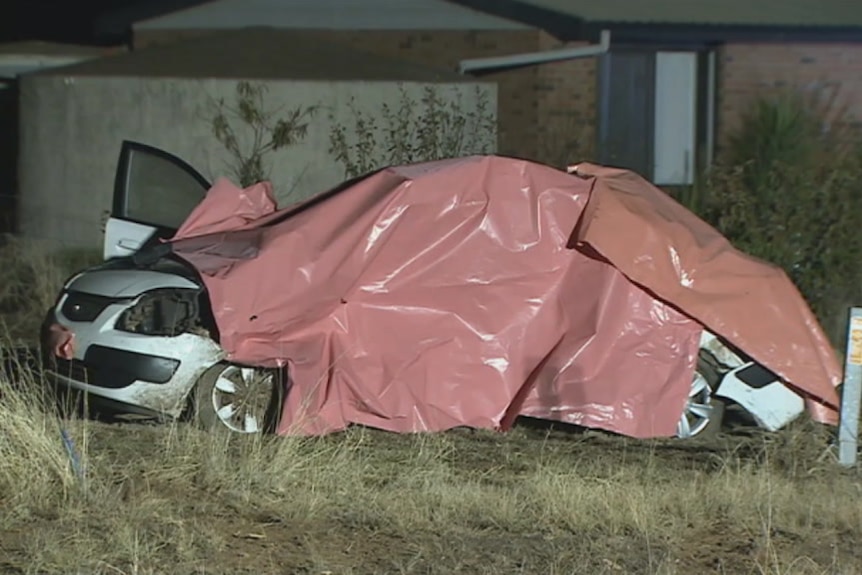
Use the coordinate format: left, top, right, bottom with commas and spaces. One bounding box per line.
115, 142, 210, 231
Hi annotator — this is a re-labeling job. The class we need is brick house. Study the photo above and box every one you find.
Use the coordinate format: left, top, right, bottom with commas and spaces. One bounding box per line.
458, 0, 862, 185
129, 0, 862, 186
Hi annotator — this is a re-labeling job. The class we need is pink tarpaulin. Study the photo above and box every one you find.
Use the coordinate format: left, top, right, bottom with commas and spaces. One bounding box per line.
170, 156, 842, 438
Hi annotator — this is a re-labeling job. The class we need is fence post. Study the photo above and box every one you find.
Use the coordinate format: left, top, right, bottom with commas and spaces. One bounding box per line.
839, 307, 862, 467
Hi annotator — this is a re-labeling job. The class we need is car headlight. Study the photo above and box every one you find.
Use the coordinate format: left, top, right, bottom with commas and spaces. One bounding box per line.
60, 291, 121, 322
116, 288, 202, 337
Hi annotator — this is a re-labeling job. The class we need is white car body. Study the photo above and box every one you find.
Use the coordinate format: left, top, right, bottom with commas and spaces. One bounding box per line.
43, 141, 226, 420
699, 331, 804, 431
48, 265, 224, 418
42, 141, 806, 435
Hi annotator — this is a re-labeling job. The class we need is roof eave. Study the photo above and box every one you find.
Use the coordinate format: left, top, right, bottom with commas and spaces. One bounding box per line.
573, 22, 862, 44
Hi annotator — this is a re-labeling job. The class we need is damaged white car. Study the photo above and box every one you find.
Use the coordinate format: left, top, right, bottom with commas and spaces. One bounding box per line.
41, 141, 814, 437
42, 142, 283, 433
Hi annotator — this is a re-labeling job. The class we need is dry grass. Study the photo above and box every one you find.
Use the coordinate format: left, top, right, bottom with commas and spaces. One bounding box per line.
0, 235, 101, 344
1, 238, 861, 574
2, 362, 860, 574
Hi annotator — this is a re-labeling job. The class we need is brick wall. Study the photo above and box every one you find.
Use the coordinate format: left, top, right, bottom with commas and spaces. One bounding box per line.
535, 33, 598, 165
717, 43, 862, 146
134, 28, 599, 163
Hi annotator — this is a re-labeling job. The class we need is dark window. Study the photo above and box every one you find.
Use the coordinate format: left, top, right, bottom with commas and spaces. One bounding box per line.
597, 48, 715, 185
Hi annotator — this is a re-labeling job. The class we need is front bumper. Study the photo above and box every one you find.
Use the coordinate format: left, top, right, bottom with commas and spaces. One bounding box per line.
42, 307, 225, 417
48, 345, 180, 389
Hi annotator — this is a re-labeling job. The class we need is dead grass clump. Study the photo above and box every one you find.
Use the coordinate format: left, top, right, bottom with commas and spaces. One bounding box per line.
17, 494, 225, 575
147, 424, 372, 520
0, 359, 81, 522
726, 416, 840, 479
0, 235, 101, 343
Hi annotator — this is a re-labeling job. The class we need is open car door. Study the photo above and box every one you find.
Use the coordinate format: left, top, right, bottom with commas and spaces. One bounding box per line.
104, 140, 211, 260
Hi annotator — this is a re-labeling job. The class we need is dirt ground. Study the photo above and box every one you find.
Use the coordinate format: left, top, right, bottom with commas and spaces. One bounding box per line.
1, 409, 861, 575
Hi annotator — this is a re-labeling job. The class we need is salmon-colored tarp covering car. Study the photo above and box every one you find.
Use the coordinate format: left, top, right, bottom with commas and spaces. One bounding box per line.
168, 156, 842, 438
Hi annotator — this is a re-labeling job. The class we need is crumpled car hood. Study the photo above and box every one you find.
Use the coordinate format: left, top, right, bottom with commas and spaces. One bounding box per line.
169, 156, 841, 438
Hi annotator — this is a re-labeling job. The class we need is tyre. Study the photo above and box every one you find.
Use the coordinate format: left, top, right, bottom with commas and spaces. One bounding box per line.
675, 354, 726, 439
193, 363, 285, 434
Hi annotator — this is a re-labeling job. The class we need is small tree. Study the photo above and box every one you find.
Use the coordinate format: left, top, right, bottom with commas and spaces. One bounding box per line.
208, 81, 319, 187
328, 85, 496, 178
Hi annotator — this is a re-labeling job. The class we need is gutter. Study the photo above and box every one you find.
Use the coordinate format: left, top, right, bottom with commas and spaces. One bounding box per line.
458, 29, 611, 74
0, 55, 99, 80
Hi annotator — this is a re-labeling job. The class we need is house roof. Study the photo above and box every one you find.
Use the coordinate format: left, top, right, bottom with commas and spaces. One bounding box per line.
95, 0, 211, 39
516, 0, 862, 28
0, 41, 120, 57
133, 0, 532, 31
0, 42, 124, 79
447, 0, 862, 42
30, 27, 472, 82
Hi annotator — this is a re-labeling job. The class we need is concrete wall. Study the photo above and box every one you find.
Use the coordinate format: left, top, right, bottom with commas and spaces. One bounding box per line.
717, 43, 862, 145
134, 29, 601, 165
534, 35, 597, 166
18, 76, 496, 248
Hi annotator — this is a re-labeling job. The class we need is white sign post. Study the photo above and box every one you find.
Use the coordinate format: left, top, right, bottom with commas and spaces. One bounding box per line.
839, 307, 862, 467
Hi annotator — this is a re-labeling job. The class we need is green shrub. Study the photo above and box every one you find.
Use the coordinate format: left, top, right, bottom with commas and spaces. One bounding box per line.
208, 81, 319, 188
695, 89, 862, 345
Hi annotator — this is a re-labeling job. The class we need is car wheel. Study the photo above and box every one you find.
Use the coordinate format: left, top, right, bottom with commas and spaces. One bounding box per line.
675, 355, 725, 439
193, 363, 285, 434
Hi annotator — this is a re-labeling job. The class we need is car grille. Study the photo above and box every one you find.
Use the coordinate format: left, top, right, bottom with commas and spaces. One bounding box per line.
60, 291, 124, 323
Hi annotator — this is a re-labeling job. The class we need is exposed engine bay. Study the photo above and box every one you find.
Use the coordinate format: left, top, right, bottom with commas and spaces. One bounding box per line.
117, 288, 205, 337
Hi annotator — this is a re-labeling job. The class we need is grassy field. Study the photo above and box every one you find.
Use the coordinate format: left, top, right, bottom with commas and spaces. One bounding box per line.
1, 371, 861, 575
1, 239, 861, 575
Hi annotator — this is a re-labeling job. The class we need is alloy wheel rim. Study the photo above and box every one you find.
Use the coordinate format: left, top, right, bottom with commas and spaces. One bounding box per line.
676, 371, 714, 439
211, 365, 273, 433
